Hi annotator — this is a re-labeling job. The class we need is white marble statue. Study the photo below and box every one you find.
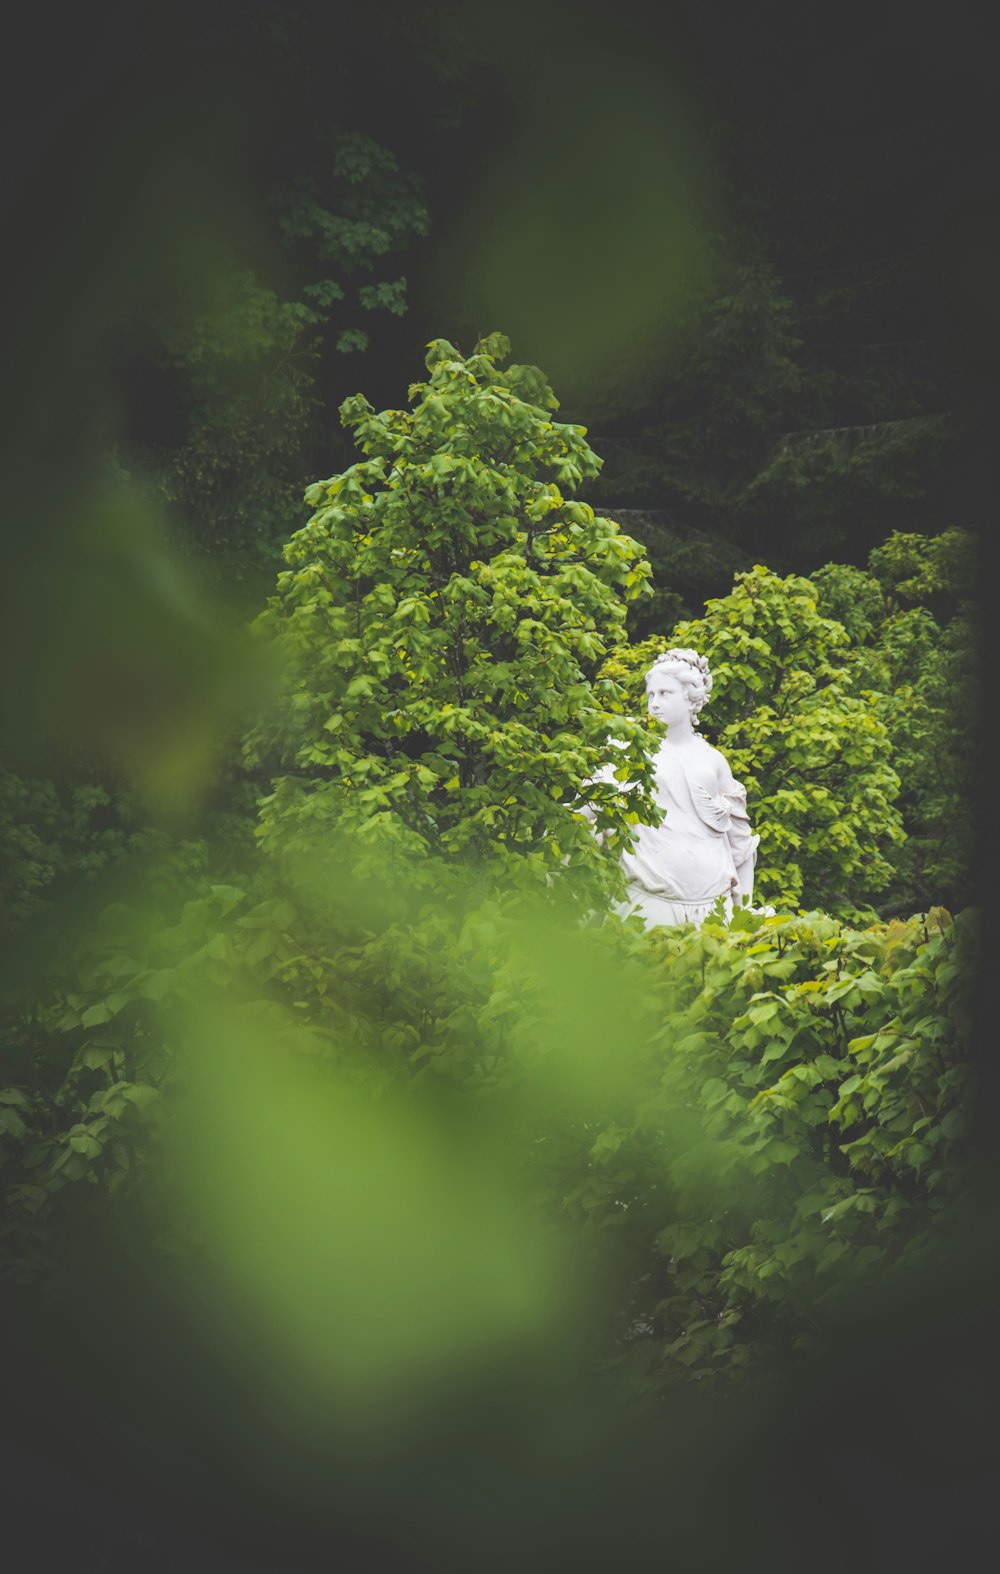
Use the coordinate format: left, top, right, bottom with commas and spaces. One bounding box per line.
595, 649, 761, 927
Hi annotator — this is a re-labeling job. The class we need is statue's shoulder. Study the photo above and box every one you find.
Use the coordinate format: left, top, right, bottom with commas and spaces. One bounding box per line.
694, 735, 725, 763
696, 737, 737, 780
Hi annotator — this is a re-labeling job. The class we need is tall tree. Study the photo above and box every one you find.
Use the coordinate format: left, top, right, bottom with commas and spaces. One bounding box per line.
246, 334, 658, 912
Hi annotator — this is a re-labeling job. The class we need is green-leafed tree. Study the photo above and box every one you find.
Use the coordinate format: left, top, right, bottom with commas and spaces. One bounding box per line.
0, 769, 119, 939
133, 129, 431, 564
245, 334, 659, 914
811, 528, 979, 913
143, 271, 322, 562
602, 566, 904, 920
274, 130, 430, 359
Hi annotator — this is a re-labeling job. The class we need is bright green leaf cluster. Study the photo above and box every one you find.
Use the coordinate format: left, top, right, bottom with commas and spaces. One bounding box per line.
526, 902, 974, 1390
247, 335, 660, 913
812, 530, 979, 912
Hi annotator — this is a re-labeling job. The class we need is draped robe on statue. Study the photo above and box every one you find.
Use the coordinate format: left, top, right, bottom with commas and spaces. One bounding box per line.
594, 738, 759, 927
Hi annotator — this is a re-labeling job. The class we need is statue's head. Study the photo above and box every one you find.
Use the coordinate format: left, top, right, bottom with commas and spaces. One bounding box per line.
644, 648, 712, 727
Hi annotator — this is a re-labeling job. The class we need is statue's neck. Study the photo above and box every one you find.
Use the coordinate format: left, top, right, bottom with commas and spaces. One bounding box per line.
661, 721, 697, 747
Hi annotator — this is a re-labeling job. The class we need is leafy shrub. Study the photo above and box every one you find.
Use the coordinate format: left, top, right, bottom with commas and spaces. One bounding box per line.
506, 902, 974, 1391
0, 768, 122, 938
1, 866, 973, 1405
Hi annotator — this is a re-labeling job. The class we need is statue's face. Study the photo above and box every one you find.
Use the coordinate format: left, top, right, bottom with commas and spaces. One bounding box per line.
646, 672, 692, 729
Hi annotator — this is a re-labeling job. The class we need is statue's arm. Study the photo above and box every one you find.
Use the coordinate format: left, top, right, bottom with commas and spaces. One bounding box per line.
714, 749, 758, 906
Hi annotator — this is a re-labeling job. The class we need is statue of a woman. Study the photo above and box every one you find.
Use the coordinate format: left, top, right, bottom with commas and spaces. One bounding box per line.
598, 649, 760, 927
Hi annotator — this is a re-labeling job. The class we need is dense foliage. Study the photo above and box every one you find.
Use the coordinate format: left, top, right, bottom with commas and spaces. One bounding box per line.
2, 3, 988, 1561
1, 866, 973, 1392
0, 326, 980, 1565
246, 335, 658, 911
579, 902, 973, 1389
812, 528, 979, 913
2, 338, 976, 1394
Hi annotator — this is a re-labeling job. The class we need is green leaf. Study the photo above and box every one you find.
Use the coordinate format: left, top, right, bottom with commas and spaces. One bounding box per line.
761, 1041, 788, 1064
81, 995, 129, 1028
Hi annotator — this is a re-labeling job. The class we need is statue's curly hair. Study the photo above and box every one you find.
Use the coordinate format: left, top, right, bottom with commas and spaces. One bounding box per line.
644, 647, 713, 723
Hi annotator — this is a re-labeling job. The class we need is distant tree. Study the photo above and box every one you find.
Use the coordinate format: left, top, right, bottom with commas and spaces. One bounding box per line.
131, 128, 431, 562
141, 271, 322, 560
